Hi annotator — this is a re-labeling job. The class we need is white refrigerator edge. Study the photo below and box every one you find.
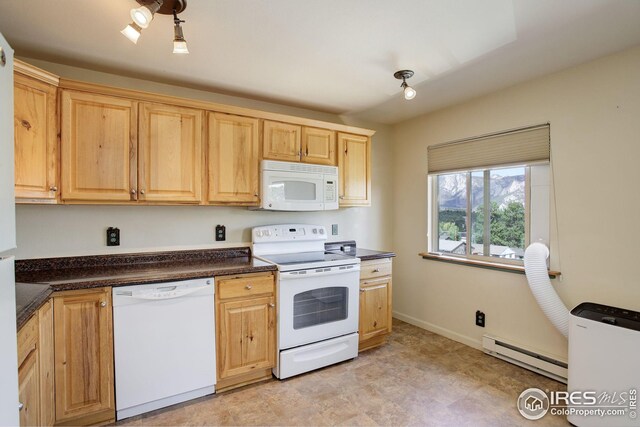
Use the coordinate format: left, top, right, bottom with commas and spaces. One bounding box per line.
0, 31, 19, 427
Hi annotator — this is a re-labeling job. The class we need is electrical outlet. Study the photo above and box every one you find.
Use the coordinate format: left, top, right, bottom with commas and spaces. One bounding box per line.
215, 225, 226, 241
476, 310, 485, 327
331, 224, 338, 235
106, 227, 120, 246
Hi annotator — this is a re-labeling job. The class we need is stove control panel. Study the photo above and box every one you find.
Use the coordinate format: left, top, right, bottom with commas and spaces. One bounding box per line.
252, 224, 327, 243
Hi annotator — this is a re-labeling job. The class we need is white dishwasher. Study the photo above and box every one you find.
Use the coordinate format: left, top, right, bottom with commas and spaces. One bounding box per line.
112, 278, 216, 420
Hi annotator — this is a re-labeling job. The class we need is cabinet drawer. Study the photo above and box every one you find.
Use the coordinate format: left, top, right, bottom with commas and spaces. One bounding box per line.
17, 314, 38, 367
359, 259, 392, 281
218, 274, 274, 299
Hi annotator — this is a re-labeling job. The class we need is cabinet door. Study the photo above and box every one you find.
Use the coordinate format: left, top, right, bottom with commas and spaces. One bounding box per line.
60, 91, 137, 202
338, 133, 371, 206
217, 295, 276, 379
18, 350, 40, 427
38, 300, 54, 427
53, 288, 114, 425
359, 277, 392, 342
138, 103, 203, 203
301, 127, 336, 166
262, 120, 301, 162
14, 74, 57, 201
208, 113, 260, 204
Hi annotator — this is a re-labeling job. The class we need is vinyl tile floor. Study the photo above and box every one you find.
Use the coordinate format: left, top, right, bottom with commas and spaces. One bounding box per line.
116, 319, 569, 426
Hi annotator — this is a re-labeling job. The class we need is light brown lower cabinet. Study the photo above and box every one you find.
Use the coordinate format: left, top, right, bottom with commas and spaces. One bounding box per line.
53, 288, 115, 426
17, 299, 54, 427
359, 258, 393, 351
38, 300, 55, 426
18, 346, 40, 427
216, 273, 276, 391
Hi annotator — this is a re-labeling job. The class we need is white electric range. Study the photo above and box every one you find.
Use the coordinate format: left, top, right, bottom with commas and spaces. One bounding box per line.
252, 224, 360, 379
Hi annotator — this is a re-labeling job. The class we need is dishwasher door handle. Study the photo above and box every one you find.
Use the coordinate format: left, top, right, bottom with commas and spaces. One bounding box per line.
115, 284, 211, 300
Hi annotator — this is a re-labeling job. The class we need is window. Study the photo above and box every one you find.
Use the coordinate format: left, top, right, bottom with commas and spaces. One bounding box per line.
428, 125, 550, 266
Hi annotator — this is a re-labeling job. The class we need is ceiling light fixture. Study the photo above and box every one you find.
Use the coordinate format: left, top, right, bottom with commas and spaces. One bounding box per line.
172, 9, 189, 54
121, 0, 189, 53
394, 70, 417, 100
121, 21, 144, 44
130, 0, 163, 28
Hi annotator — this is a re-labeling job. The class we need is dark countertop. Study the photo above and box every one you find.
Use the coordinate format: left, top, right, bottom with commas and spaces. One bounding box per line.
325, 241, 396, 261
16, 282, 52, 330
351, 247, 396, 261
15, 247, 276, 330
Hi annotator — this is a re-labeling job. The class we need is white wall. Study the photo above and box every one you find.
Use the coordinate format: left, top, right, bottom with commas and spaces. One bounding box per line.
14, 59, 394, 259
391, 44, 640, 361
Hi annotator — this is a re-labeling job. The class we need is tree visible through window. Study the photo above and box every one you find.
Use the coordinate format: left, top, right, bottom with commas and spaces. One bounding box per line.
436, 166, 527, 261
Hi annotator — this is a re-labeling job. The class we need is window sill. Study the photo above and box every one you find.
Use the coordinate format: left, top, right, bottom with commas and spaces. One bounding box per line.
419, 252, 561, 278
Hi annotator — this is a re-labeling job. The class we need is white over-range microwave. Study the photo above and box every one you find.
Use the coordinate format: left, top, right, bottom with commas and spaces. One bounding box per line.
257, 160, 339, 211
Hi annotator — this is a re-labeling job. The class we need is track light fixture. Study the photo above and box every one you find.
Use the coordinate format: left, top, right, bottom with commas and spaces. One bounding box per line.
121, 0, 189, 54
172, 10, 189, 54
394, 70, 417, 100
131, 0, 163, 28
121, 22, 143, 44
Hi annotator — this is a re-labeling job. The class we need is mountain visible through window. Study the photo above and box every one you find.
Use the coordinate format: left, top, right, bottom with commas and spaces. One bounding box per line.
436, 166, 526, 261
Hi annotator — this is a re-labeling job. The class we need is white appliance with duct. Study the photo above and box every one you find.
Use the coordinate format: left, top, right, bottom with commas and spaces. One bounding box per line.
568, 302, 640, 427
504, 242, 640, 427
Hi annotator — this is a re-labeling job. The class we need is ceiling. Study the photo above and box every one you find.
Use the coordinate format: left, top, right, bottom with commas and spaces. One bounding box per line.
1, 0, 639, 124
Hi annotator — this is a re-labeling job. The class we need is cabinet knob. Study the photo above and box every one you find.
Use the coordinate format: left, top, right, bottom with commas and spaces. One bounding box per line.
140, 189, 145, 195
49, 186, 58, 192
245, 285, 253, 290
269, 303, 275, 308
372, 268, 380, 273
360, 288, 365, 293
100, 301, 107, 307
131, 189, 137, 195
20, 120, 32, 130
339, 196, 345, 200
254, 193, 259, 197
297, 151, 301, 157
18, 403, 24, 411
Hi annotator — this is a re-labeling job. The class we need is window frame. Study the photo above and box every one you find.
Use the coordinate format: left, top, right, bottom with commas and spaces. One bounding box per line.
429, 165, 532, 267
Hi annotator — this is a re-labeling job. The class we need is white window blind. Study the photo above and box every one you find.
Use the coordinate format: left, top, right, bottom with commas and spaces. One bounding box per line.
427, 124, 550, 175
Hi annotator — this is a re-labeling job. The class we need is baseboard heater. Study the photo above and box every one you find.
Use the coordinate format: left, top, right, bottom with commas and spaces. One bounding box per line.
482, 335, 567, 383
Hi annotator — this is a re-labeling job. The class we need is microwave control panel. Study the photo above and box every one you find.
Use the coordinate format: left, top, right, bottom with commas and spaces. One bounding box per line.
325, 180, 336, 202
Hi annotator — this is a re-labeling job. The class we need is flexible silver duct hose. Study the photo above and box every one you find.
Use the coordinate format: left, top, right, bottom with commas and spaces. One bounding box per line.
524, 242, 569, 338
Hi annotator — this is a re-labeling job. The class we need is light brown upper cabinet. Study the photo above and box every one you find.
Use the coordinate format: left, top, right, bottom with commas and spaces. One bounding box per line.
61, 91, 204, 204
208, 113, 260, 205
16, 62, 373, 206
14, 67, 58, 202
301, 127, 336, 166
338, 132, 371, 206
262, 120, 301, 162
138, 103, 203, 203
263, 121, 337, 166
60, 90, 137, 202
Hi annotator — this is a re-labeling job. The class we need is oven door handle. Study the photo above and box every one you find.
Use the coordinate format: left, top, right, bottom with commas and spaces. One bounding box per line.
279, 265, 360, 280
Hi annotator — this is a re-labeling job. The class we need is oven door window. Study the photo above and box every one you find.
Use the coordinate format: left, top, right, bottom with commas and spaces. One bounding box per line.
269, 180, 317, 202
293, 287, 348, 329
